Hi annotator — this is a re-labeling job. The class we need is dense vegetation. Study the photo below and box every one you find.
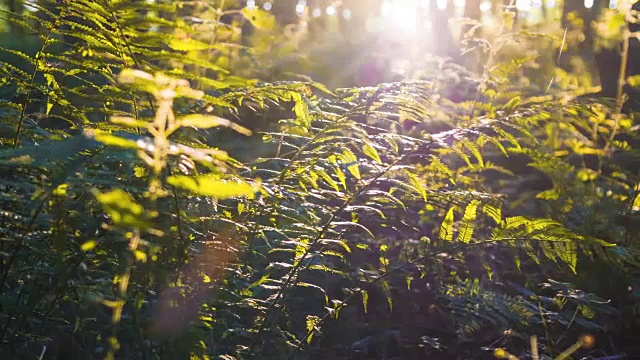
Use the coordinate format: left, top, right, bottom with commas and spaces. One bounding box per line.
0, 1, 639, 359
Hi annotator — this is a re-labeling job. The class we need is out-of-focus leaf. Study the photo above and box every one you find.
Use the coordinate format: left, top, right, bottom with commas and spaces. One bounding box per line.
241, 7, 276, 30
177, 115, 252, 135
92, 131, 138, 149
0, 132, 97, 165
93, 189, 157, 229
167, 175, 260, 199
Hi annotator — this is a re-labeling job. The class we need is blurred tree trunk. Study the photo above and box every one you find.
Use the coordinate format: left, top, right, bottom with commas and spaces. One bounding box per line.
625, 1, 640, 111
6, 0, 24, 35
272, 0, 298, 25
462, 0, 481, 40
430, 0, 460, 62
492, 0, 513, 14
464, 0, 481, 20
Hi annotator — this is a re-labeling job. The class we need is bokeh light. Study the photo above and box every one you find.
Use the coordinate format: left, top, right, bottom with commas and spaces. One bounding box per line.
480, 1, 492, 12
343, 9, 352, 21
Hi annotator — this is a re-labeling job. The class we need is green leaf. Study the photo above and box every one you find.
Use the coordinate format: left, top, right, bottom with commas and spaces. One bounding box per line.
362, 290, 369, 313
628, 75, 640, 87
502, 96, 521, 112
317, 239, 351, 253
167, 37, 216, 52
92, 131, 138, 149
80, 240, 98, 252
241, 7, 276, 30
363, 141, 382, 164
110, 116, 150, 128
167, 175, 259, 199
556, 241, 578, 274
117, 69, 158, 94
381, 280, 393, 312
339, 148, 360, 180
178, 115, 252, 135
458, 200, 480, 243
93, 189, 157, 229
404, 170, 426, 201
315, 167, 340, 192
333, 163, 347, 190
481, 204, 502, 224
291, 92, 311, 128
305, 315, 321, 344
439, 207, 455, 241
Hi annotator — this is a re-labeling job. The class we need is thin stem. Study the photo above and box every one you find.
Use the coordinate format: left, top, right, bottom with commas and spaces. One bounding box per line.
13, 8, 63, 148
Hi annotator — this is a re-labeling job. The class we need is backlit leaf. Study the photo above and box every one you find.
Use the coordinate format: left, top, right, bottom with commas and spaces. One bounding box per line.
178, 115, 252, 135
440, 207, 455, 241
167, 175, 260, 199
93, 189, 157, 229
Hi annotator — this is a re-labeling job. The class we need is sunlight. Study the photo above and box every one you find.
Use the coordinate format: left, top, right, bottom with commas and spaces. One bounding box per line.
24, 0, 38, 11
380, 0, 421, 37
516, 0, 532, 12
293, 0, 307, 16
480, 1, 492, 12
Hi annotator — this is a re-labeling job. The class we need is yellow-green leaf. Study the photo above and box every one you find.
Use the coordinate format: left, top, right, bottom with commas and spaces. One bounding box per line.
362, 290, 369, 313
439, 207, 455, 241
178, 114, 252, 135
93, 189, 157, 229
340, 148, 360, 180
363, 141, 382, 164
81, 240, 98, 252
628, 75, 640, 88
502, 96, 521, 111
482, 204, 502, 224
167, 175, 259, 199
291, 92, 311, 128
92, 131, 138, 149
315, 167, 340, 192
110, 116, 149, 128
405, 170, 426, 201
134, 250, 147, 263
458, 200, 480, 243
168, 37, 216, 52
241, 7, 276, 30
